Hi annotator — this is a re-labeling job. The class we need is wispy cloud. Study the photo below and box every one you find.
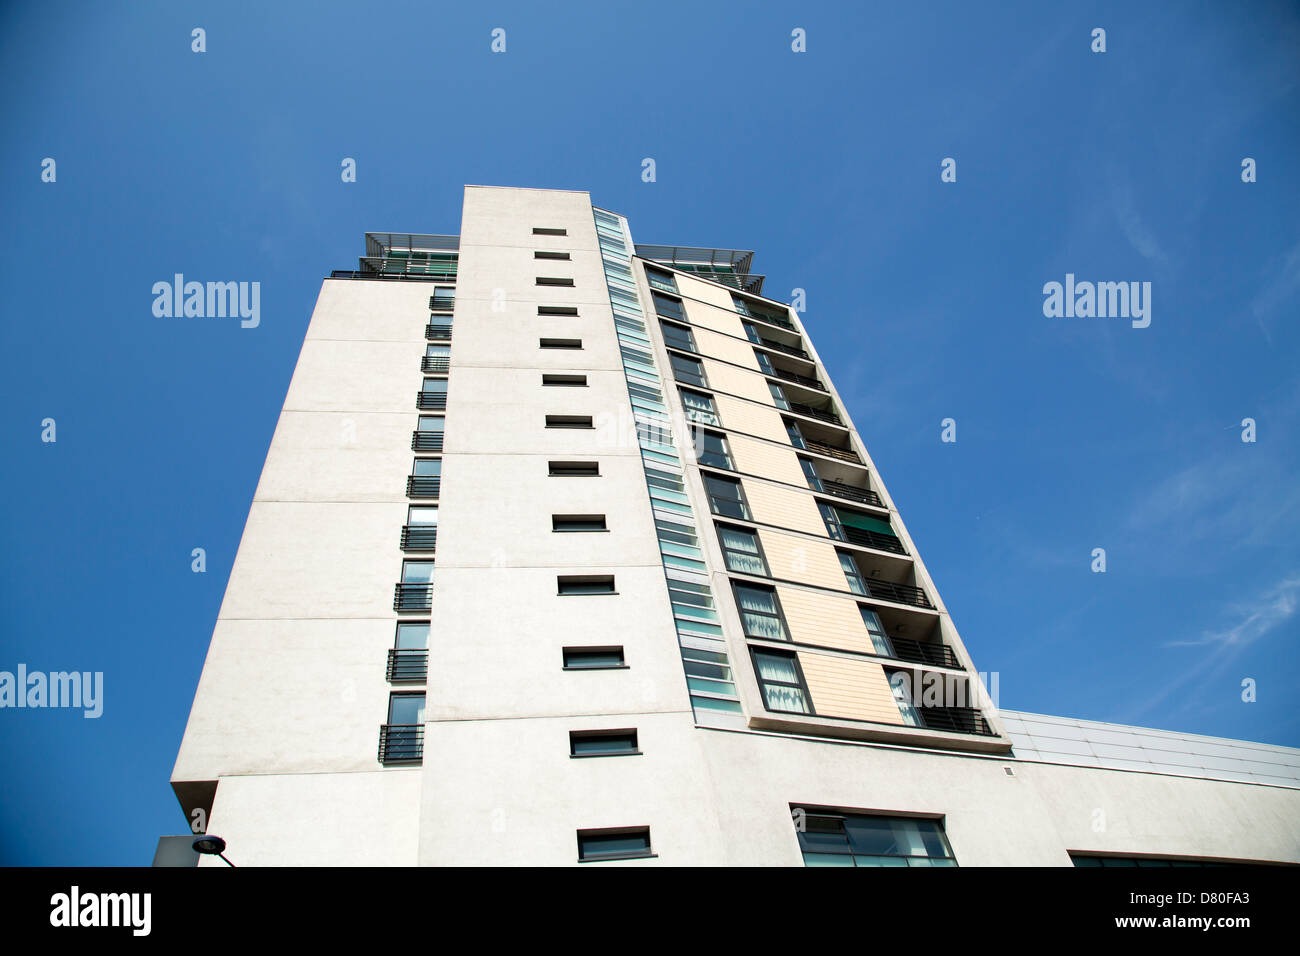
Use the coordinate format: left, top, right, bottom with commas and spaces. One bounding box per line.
1109, 176, 1170, 266
1250, 239, 1300, 345
1164, 574, 1300, 648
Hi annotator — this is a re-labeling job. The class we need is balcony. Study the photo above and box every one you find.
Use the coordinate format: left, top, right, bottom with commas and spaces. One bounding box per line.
426, 323, 452, 341
918, 707, 994, 736
429, 294, 455, 313
400, 526, 438, 551
820, 480, 882, 508
378, 724, 424, 763
416, 391, 447, 410
393, 583, 433, 612
412, 432, 444, 452
804, 439, 861, 464
861, 578, 932, 609
756, 336, 809, 360
888, 635, 959, 669
772, 366, 825, 392
386, 649, 429, 683
406, 475, 441, 498
422, 356, 450, 374
788, 401, 841, 426
837, 525, 906, 555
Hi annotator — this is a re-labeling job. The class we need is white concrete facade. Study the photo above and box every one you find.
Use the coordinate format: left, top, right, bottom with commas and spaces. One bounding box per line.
169, 185, 1300, 866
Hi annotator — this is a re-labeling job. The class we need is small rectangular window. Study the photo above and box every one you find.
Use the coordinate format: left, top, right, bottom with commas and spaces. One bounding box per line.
692, 428, 733, 470
558, 575, 616, 595
652, 292, 685, 322
733, 583, 789, 641
794, 809, 956, 867
569, 729, 639, 757
549, 460, 600, 476
660, 321, 696, 353
540, 338, 582, 350
545, 415, 593, 429
563, 646, 625, 669
553, 514, 608, 532
752, 649, 811, 714
533, 227, 567, 236
670, 353, 706, 388
429, 288, 455, 312
718, 524, 768, 575
645, 267, 677, 293
543, 374, 587, 387
577, 827, 653, 862
536, 276, 575, 287
535, 251, 571, 260
538, 305, 579, 316
703, 473, 749, 520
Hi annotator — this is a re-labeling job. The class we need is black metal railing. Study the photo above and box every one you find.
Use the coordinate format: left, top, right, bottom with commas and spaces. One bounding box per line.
773, 367, 825, 391
401, 526, 438, 551
407, 475, 441, 498
743, 309, 797, 332
417, 392, 447, 410
805, 439, 861, 464
821, 480, 882, 508
422, 356, 450, 374
919, 707, 993, 736
412, 433, 444, 452
788, 401, 841, 425
429, 295, 455, 312
888, 636, 960, 669
426, 323, 452, 340
386, 649, 429, 682
862, 579, 932, 609
394, 584, 433, 612
759, 337, 809, 359
378, 724, 424, 763
838, 526, 907, 555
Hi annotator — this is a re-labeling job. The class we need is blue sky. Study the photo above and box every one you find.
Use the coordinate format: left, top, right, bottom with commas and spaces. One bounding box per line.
1, 1, 1297, 865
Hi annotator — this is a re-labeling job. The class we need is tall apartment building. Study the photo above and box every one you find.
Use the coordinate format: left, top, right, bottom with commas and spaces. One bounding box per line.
165, 186, 1300, 866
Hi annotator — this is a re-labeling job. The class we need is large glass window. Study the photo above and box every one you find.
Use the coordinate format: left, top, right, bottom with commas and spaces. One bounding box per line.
429, 287, 455, 311
387, 693, 426, 726
693, 429, 733, 470
751, 649, 810, 714
652, 292, 685, 321
645, 268, 677, 293
796, 811, 957, 867
734, 583, 788, 641
417, 416, 444, 435
888, 671, 923, 726
395, 622, 429, 649
407, 506, 438, 526
785, 418, 806, 449
768, 381, 791, 410
839, 551, 867, 595
401, 561, 435, 584
670, 353, 706, 387
703, 474, 748, 520
680, 389, 720, 426
412, 459, 441, 477
753, 349, 775, 375
718, 525, 767, 575
859, 606, 894, 657
660, 321, 696, 353
799, 456, 823, 491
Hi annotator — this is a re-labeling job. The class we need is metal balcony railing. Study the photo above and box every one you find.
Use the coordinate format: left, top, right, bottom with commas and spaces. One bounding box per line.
412, 432, 444, 452
820, 480, 883, 508
919, 707, 994, 736
758, 337, 809, 359
378, 724, 424, 763
422, 356, 450, 374
406, 475, 441, 498
386, 649, 429, 682
862, 579, 932, 609
401, 526, 438, 551
417, 392, 447, 410
837, 526, 907, 555
788, 401, 841, 425
394, 583, 433, 612
888, 636, 960, 669
773, 367, 825, 391
426, 323, 453, 341
429, 295, 455, 312
804, 439, 861, 464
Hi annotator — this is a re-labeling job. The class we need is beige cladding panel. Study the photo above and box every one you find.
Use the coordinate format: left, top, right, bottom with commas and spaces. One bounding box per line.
694, 327, 760, 370
744, 481, 826, 536
777, 586, 871, 654
704, 360, 774, 405
755, 528, 846, 590
675, 274, 739, 311
798, 652, 904, 725
730, 435, 808, 487
715, 395, 790, 444
679, 298, 746, 338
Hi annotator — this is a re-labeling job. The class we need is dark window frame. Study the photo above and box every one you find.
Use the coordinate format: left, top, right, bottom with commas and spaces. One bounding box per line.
549, 460, 600, 476
562, 646, 627, 670
557, 574, 617, 596
543, 373, 588, 387
732, 581, 791, 642
750, 647, 814, 716
545, 415, 594, 429
576, 826, 655, 863
702, 472, 750, 520
540, 337, 583, 350
552, 514, 609, 533
532, 227, 567, 236
716, 522, 770, 576
569, 729, 641, 758
536, 276, 575, 287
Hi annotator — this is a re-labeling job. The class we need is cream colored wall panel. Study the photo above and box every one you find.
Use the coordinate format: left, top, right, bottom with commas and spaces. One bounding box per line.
716, 395, 789, 443
676, 274, 738, 310
704, 360, 773, 405
745, 481, 826, 536
731, 435, 808, 487
695, 327, 760, 369
756, 529, 845, 589
798, 652, 903, 725
778, 586, 871, 654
